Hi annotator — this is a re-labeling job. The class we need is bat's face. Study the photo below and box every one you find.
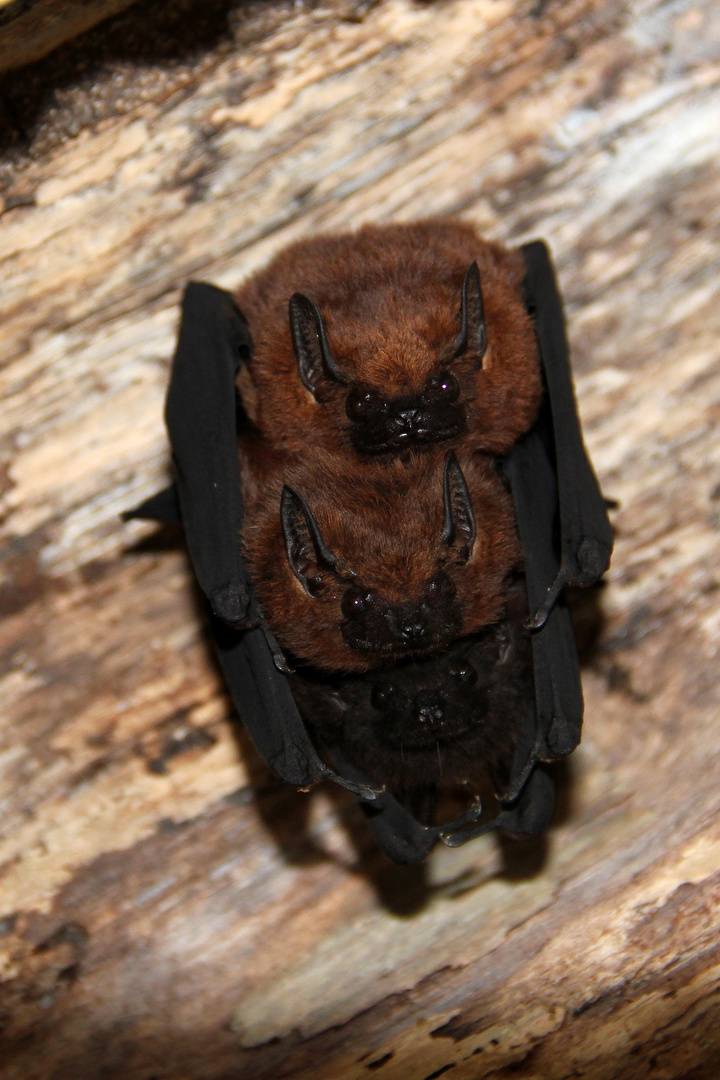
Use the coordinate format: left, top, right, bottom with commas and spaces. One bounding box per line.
342, 372, 465, 455
240, 448, 521, 672
278, 453, 474, 667
338, 570, 462, 658
235, 222, 542, 463
288, 263, 486, 456
367, 648, 485, 750
290, 607, 534, 794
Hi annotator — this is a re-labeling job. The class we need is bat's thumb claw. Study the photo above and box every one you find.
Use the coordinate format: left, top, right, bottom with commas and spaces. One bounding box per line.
525, 571, 565, 630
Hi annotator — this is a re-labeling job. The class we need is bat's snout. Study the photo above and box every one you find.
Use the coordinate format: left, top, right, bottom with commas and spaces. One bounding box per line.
348, 393, 466, 454
414, 689, 446, 726
398, 615, 430, 646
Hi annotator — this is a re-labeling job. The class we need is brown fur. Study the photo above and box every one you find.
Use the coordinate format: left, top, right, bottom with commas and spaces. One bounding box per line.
235, 219, 541, 459
240, 437, 521, 672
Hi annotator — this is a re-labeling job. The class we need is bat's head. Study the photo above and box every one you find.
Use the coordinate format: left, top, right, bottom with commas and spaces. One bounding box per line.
363, 607, 531, 765
290, 604, 534, 795
288, 262, 485, 455
235, 222, 541, 460
367, 647, 486, 751
242, 448, 520, 672
280, 452, 472, 664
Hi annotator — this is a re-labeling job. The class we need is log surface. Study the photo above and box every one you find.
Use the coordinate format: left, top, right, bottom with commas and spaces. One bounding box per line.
0, 1, 719, 1077
0, 0, 140, 74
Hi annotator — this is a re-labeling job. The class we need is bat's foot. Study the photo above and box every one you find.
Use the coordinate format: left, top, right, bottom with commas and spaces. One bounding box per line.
441, 765, 555, 846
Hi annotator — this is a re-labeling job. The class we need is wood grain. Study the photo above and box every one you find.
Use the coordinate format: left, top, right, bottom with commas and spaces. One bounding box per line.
0, 1, 719, 1077
0, 0, 140, 74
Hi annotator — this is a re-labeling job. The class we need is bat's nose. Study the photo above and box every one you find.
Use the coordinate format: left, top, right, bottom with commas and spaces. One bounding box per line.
392, 407, 426, 440
397, 407, 422, 426
398, 618, 428, 646
415, 689, 445, 725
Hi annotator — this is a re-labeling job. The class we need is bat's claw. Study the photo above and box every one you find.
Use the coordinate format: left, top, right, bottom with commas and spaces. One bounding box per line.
320, 763, 384, 801
437, 797, 483, 845
525, 571, 565, 630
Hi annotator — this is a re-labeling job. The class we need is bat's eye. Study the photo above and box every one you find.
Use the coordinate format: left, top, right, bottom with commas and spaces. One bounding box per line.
427, 371, 460, 402
345, 387, 386, 421
449, 663, 477, 686
341, 587, 374, 617
370, 683, 396, 710
427, 575, 456, 601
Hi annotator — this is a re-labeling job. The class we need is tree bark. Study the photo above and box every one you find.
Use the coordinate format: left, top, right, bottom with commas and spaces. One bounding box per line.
0, 1, 719, 1077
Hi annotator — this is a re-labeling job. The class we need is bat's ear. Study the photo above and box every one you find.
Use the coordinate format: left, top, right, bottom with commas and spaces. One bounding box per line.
441, 452, 476, 565
281, 485, 339, 597
289, 293, 347, 401
454, 261, 488, 366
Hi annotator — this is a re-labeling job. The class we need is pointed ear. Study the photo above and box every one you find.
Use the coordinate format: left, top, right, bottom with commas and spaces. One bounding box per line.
281, 485, 338, 596
441, 453, 477, 565
454, 262, 488, 366
288, 294, 347, 400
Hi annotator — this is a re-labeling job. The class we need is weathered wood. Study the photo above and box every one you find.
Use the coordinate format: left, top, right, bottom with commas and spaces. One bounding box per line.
0, 1, 719, 1077
0, 0, 140, 74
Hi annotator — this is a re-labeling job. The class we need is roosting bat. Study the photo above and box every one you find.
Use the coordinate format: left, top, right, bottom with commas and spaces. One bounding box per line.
291, 606, 535, 798
238, 440, 520, 672
288, 587, 553, 862
235, 220, 541, 459
125, 232, 612, 864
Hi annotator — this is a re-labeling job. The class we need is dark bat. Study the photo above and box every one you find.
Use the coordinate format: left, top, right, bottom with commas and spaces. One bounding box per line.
287, 586, 550, 863
125, 235, 612, 863
234, 220, 541, 458
238, 440, 520, 672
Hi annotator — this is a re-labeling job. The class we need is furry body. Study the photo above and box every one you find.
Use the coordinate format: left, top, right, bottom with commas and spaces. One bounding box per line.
235, 221, 541, 673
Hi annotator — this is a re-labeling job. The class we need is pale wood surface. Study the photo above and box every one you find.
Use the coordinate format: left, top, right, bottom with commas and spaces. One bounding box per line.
0, 1, 719, 1077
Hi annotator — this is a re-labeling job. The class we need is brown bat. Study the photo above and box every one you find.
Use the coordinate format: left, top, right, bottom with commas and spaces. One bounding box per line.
235, 219, 541, 459
239, 440, 521, 672
126, 241, 613, 861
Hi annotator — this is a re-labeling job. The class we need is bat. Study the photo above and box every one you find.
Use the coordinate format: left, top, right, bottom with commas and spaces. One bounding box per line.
125, 232, 612, 863
287, 585, 551, 863
234, 220, 542, 459
238, 439, 521, 672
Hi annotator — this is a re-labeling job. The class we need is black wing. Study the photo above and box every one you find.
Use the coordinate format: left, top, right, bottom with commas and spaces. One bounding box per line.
520, 241, 614, 628
127, 282, 379, 801
164, 282, 252, 629
498, 243, 613, 770
503, 418, 585, 766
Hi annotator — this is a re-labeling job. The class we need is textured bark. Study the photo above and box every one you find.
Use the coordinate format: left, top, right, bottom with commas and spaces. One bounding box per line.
0, 1, 719, 1078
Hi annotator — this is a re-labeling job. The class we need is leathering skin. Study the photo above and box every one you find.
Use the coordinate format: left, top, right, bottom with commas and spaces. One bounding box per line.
239, 439, 521, 672
235, 219, 541, 459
